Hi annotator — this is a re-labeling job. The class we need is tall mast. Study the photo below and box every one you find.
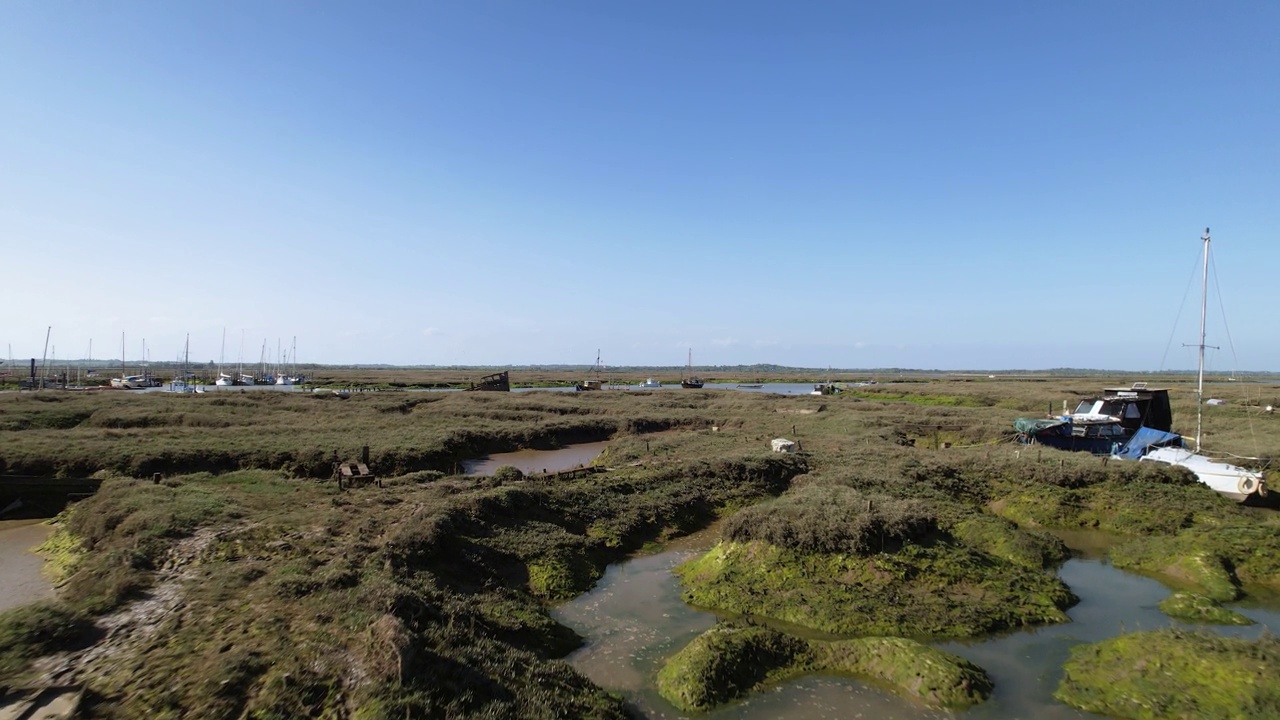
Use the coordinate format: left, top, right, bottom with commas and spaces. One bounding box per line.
40, 326, 51, 388
1195, 227, 1210, 452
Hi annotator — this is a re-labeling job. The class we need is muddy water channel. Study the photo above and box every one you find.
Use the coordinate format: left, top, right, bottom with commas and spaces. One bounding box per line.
553, 527, 1280, 720
0, 519, 54, 613
462, 441, 610, 476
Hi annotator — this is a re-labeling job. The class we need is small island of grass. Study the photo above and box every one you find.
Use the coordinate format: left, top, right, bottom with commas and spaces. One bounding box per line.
675, 485, 1077, 639
657, 623, 992, 712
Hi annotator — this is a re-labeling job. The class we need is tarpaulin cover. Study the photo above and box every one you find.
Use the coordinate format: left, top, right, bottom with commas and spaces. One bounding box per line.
1114, 426, 1183, 460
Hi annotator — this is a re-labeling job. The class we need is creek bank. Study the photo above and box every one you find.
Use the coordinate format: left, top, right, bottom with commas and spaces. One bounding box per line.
656, 623, 991, 712
1055, 629, 1280, 719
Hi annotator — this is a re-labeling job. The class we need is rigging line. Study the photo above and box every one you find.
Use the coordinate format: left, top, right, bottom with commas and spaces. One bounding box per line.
1158, 249, 1203, 372
1208, 244, 1263, 457
1208, 250, 1240, 372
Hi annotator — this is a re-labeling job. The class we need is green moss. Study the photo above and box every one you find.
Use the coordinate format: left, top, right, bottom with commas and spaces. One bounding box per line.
1158, 592, 1254, 625
526, 548, 598, 600
35, 516, 85, 584
1107, 523, 1280, 601
656, 624, 991, 712
813, 637, 992, 708
656, 624, 810, 711
676, 539, 1074, 639
949, 513, 1069, 568
1056, 629, 1280, 719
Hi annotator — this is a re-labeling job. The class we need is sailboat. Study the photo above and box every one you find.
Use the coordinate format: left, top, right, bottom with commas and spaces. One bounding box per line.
575, 350, 605, 391
681, 348, 704, 389
169, 335, 195, 393
215, 329, 234, 386
1120, 228, 1268, 502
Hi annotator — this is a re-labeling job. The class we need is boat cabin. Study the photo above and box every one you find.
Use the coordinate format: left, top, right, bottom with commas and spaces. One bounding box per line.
1014, 383, 1173, 455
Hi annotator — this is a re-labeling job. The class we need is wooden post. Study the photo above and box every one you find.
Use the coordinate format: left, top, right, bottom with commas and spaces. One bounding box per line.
362, 446, 370, 465
152, 472, 162, 485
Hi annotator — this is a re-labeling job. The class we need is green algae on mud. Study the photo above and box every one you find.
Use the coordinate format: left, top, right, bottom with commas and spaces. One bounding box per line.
676, 486, 1076, 639
1056, 629, 1280, 719
1110, 524, 1280, 602
656, 623, 992, 712
1158, 591, 1254, 625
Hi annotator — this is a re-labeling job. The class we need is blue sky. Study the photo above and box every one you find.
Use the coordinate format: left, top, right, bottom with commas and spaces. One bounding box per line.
2, 2, 1276, 370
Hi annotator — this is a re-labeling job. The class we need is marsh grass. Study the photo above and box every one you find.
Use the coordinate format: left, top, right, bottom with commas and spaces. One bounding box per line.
3, 375, 1279, 717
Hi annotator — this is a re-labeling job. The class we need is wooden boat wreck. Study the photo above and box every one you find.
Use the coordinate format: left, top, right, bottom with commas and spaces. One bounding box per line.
466, 371, 510, 392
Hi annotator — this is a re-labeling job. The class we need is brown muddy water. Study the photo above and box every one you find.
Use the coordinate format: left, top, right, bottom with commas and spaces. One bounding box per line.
0, 519, 54, 612
462, 440, 610, 476
553, 528, 1280, 719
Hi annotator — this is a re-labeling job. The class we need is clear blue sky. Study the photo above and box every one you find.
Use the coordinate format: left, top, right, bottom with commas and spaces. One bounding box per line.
2, 2, 1276, 370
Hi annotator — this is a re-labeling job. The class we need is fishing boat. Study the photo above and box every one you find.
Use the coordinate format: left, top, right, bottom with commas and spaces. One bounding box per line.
680, 349, 703, 389
1119, 229, 1268, 502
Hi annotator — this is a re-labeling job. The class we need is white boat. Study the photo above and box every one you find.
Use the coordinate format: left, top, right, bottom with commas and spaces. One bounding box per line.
1141, 446, 1265, 502
111, 375, 150, 389
1121, 229, 1268, 502
639, 378, 661, 389
215, 373, 235, 386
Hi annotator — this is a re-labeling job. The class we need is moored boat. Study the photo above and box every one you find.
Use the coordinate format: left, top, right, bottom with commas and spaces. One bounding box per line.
681, 349, 703, 389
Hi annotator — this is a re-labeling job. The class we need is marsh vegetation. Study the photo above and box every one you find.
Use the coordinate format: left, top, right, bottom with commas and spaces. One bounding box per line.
1, 371, 1278, 717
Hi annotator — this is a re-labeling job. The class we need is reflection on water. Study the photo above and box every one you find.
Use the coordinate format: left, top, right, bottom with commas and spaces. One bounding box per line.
554, 529, 1280, 720
0, 519, 54, 612
462, 440, 610, 476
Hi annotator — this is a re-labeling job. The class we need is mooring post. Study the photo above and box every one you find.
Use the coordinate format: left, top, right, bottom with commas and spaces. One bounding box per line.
361, 446, 370, 465
152, 472, 162, 485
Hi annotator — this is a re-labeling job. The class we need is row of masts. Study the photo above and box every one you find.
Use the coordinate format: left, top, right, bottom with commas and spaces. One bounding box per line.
4, 330, 298, 387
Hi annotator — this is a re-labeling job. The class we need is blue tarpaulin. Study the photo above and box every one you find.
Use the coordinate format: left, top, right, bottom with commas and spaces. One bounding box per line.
1114, 426, 1183, 460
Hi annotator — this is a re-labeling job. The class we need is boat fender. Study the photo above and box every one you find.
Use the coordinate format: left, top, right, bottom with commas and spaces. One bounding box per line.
1256, 481, 1268, 499
1238, 476, 1259, 496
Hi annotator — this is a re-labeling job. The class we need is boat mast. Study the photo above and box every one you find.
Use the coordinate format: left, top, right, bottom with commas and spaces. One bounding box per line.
40, 326, 51, 388
1195, 227, 1210, 452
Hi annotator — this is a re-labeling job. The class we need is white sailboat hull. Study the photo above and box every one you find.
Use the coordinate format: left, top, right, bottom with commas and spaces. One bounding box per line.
1141, 446, 1266, 502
